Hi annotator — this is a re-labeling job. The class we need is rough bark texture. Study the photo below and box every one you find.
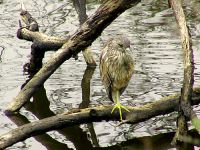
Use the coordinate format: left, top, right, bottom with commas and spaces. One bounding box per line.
17, 28, 69, 52
5, 0, 141, 114
170, 0, 200, 148
1, 87, 200, 149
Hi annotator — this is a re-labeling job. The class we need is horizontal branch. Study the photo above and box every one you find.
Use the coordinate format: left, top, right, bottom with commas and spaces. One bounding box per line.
17, 28, 69, 51
1, 87, 200, 149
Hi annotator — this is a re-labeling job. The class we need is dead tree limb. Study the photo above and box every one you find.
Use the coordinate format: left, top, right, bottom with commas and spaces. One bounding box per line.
19, 3, 70, 72
19, 1, 95, 72
5, 0, 141, 114
17, 28, 69, 51
18, 3, 69, 52
169, 0, 200, 148
20, 2, 39, 32
1, 87, 200, 149
170, 2, 192, 145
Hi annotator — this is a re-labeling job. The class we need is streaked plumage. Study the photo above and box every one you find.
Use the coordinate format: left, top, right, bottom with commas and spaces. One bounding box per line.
99, 35, 134, 120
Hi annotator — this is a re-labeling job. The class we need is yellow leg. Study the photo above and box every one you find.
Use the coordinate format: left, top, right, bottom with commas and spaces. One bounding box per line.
111, 91, 130, 121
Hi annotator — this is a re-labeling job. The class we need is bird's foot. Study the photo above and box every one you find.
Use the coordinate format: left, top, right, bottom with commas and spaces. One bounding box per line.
111, 102, 130, 121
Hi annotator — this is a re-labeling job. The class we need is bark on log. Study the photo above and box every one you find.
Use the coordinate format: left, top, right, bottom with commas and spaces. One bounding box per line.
20, 2, 39, 32
6, 111, 200, 150
5, 0, 141, 114
172, 1, 194, 104
170, 1, 193, 144
1, 87, 200, 149
170, 0, 199, 129
18, 28, 96, 67
17, 28, 69, 52
19, 4, 71, 72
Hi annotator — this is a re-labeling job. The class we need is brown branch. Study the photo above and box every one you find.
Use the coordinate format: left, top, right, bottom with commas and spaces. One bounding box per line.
20, 2, 39, 32
5, 0, 141, 114
19, 3, 72, 72
19, 1, 96, 67
169, 0, 200, 148
18, 2, 69, 51
17, 28, 69, 51
170, 1, 190, 147
1, 87, 200, 149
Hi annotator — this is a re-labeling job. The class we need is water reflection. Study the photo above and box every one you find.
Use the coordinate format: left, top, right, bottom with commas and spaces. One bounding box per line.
3, 67, 175, 150
8, 113, 71, 150
7, 66, 95, 150
0, 45, 5, 63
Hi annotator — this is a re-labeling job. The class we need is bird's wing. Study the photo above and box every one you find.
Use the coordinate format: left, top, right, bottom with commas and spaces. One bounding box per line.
100, 47, 114, 102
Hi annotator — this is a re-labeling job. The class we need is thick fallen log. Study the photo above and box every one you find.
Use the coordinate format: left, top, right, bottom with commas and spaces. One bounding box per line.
5, 0, 141, 114
1, 87, 200, 149
7, 112, 200, 150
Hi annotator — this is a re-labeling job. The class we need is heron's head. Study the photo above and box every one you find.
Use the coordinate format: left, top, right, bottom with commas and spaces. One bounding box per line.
113, 35, 131, 52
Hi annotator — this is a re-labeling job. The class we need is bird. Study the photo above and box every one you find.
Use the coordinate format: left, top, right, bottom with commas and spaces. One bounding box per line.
99, 35, 134, 121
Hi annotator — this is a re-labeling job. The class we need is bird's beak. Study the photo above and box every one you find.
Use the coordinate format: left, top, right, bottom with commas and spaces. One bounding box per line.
126, 47, 131, 51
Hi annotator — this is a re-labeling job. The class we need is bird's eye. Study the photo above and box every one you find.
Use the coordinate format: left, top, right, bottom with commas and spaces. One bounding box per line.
118, 43, 123, 47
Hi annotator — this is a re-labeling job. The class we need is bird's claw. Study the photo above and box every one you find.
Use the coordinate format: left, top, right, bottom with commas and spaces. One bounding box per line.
111, 103, 130, 121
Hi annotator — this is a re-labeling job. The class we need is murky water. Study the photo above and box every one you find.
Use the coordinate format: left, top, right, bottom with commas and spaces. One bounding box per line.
0, 0, 200, 149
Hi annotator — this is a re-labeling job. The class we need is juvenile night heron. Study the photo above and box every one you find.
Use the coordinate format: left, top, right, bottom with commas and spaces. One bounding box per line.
99, 35, 134, 121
